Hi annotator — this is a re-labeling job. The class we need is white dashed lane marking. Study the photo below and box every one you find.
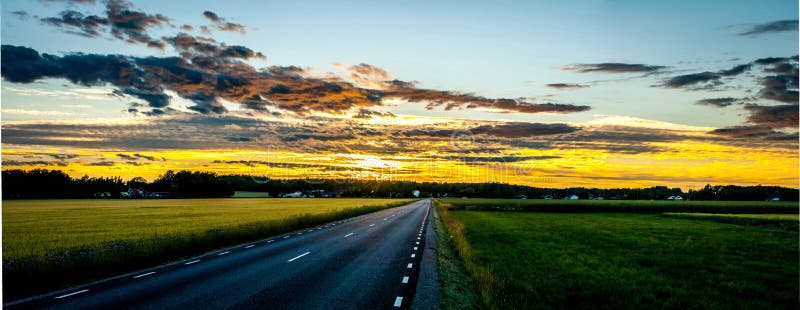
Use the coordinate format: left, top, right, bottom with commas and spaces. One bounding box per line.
132, 271, 156, 279
184, 260, 200, 265
288, 251, 311, 262
54, 289, 89, 299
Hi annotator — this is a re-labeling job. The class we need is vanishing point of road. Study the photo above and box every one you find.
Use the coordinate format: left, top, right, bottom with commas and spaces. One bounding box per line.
6, 199, 440, 309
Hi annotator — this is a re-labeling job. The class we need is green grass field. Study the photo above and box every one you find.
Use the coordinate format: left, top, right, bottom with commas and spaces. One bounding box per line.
436, 199, 799, 309
440, 198, 798, 213
2, 198, 413, 299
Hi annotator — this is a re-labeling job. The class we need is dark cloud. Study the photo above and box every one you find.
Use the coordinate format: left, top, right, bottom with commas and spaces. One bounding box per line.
384, 80, 591, 113
470, 122, 579, 138
707, 125, 796, 140
662, 71, 721, 88
202, 10, 246, 34
105, 0, 171, 48
757, 74, 798, 104
12, 11, 30, 20
743, 104, 798, 128
161, 33, 265, 60
40, 10, 109, 37
116, 153, 160, 161
427, 155, 561, 163
738, 20, 798, 36
2, 160, 68, 167
695, 97, 739, 107
546, 83, 588, 89
352, 109, 396, 119
212, 160, 333, 170
562, 63, 666, 74
87, 161, 116, 166
718, 64, 751, 76
224, 136, 254, 142
37, 0, 170, 48
1, 45, 590, 116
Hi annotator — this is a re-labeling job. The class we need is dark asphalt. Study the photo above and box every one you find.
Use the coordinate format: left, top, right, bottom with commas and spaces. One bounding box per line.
6, 199, 436, 309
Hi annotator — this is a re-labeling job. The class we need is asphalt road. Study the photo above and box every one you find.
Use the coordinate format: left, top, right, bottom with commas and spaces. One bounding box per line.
7, 199, 436, 309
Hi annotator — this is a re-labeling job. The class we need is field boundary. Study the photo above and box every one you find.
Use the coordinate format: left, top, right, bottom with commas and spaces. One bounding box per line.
432, 200, 484, 309
435, 199, 506, 309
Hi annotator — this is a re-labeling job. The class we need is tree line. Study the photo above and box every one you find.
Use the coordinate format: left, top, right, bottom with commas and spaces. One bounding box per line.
2, 169, 797, 201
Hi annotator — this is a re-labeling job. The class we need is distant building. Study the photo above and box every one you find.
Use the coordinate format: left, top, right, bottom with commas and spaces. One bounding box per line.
412, 190, 420, 198
568, 195, 579, 200
283, 191, 303, 198
667, 195, 684, 200
542, 195, 553, 200
771, 197, 780, 202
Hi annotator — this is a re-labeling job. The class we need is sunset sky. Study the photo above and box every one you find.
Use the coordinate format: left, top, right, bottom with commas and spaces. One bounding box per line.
1, 0, 798, 189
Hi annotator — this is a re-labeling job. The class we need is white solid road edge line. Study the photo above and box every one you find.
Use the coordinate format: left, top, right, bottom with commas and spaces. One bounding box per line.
288, 251, 311, 262
185, 260, 201, 265
394, 296, 403, 307
54, 289, 89, 299
132, 271, 156, 279
344, 232, 355, 238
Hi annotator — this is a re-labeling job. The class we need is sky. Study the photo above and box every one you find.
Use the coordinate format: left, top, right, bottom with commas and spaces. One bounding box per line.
1, 0, 798, 189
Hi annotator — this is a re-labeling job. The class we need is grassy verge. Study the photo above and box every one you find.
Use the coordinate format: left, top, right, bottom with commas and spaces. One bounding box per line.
432, 200, 483, 309
436, 199, 799, 309
662, 213, 799, 231
3, 198, 413, 300
441, 198, 798, 214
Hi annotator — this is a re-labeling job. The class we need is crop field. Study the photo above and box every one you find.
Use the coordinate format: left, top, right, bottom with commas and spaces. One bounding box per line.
3, 198, 413, 299
436, 199, 799, 309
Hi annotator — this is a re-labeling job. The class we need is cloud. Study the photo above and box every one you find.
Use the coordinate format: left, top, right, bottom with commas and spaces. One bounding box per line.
757, 73, 798, 104
707, 125, 796, 140
383, 80, 591, 114
116, 153, 160, 161
562, 63, 666, 74
738, 20, 798, 36
695, 97, 739, 107
546, 83, 588, 89
162, 33, 264, 60
12, 11, 30, 20
2, 160, 68, 167
40, 10, 109, 37
335, 63, 391, 89
470, 122, 579, 138
105, 0, 171, 48
202, 10, 246, 34
743, 104, 798, 128
661, 63, 753, 89
2, 45, 592, 116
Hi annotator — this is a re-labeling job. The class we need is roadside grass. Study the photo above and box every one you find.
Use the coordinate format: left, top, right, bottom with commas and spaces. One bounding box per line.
436, 200, 799, 309
662, 213, 798, 231
441, 198, 798, 214
2, 198, 413, 300
432, 202, 483, 309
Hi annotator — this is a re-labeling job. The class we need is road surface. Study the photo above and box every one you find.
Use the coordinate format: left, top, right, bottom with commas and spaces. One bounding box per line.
6, 199, 436, 309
